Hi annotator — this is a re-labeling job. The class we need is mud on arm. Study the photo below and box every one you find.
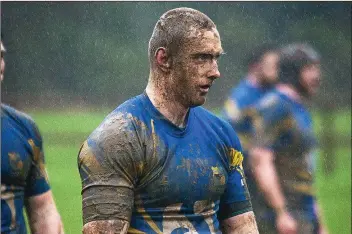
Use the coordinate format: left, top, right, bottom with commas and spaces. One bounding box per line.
78, 114, 145, 233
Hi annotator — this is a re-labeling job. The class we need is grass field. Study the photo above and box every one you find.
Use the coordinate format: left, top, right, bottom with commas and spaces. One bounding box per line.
27, 108, 351, 234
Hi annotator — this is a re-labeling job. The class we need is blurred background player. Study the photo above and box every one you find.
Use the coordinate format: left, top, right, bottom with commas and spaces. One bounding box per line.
1, 40, 64, 233
78, 7, 258, 234
222, 43, 279, 153
246, 43, 328, 234
221, 44, 280, 225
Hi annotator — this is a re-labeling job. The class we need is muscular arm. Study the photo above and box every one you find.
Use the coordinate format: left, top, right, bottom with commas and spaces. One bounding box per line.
220, 211, 258, 234
25, 190, 64, 234
78, 113, 145, 233
83, 220, 129, 234
248, 147, 286, 214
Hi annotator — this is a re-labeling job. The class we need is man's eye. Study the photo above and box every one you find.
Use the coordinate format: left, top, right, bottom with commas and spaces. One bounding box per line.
196, 54, 213, 61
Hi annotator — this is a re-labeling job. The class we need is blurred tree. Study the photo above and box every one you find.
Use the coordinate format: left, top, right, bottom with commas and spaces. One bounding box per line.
1, 2, 350, 109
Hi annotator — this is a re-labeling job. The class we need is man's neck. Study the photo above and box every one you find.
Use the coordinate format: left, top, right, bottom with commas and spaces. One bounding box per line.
246, 74, 260, 87
146, 75, 189, 128
276, 83, 304, 103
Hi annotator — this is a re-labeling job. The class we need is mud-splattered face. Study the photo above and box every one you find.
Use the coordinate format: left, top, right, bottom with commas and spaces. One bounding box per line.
170, 28, 223, 107
299, 63, 321, 97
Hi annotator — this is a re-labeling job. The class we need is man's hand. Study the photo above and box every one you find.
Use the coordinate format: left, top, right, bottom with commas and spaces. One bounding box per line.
276, 210, 297, 234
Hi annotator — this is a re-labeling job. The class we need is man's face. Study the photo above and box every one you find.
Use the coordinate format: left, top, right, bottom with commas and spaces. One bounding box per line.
171, 28, 223, 107
258, 51, 279, 85
299, 63, 321, 97
1, 42, 5, 81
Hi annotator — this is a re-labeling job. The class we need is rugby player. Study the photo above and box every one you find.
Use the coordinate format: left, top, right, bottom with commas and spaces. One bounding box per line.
78, 7, 258, 234
1, 40, 64, 233
222, 43, 279, 152
247, 43, 328, 234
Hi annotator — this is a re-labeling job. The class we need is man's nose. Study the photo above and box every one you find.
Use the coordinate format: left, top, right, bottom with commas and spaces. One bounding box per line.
209, 60, 220, 79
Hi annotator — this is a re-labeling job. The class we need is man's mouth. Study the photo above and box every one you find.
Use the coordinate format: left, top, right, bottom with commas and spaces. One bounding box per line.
199, 84, 211, 93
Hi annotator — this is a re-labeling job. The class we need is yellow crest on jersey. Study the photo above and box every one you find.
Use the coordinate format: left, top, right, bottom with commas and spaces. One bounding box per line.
229, 148, 244, 169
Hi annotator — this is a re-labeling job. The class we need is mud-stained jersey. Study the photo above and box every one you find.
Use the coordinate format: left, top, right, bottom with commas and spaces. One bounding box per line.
78, 92, 252, 233
250, 90, 318, 221
222, 78, 272, 152
1, 104, 50, 234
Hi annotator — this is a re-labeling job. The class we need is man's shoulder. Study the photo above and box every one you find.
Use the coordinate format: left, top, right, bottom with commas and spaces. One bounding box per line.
229, 80, 262, 108
194, 106, 225, 124
1, 104, 41, 139
255, 91, 291, 122
230, 80, 252, 96
2, 104, 35, 124
113, 93, 146, 114
193, 106, 237, 138
87, 94, 149, 144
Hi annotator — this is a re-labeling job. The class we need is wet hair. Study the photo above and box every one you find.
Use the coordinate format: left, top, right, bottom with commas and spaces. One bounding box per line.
148, 7, 216, 65
279, 43, 320, 85
245, 43, 278, 67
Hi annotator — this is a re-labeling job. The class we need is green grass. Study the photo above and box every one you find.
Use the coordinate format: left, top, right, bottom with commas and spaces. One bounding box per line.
26, 109, 351, 234
316, 148, 351, 234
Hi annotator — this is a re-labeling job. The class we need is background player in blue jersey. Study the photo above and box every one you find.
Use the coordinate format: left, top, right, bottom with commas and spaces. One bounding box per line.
221, 44, 279, 229
78, 7, 258, 234
246, 43, 328, 234
1, 40, 64, 233
222, 44, 279, 151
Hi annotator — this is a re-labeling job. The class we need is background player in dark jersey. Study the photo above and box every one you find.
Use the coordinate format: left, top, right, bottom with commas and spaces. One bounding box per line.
78, 7, 258, 234
246, 43, 328, 234
1, 40, 64, 233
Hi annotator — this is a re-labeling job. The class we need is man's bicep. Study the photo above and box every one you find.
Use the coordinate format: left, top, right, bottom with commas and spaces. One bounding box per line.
220, 211, 258, 234
83, 220, 129, 234
78, 140, 135, 225
82, 185, 134, 225
25, 190, 56, 217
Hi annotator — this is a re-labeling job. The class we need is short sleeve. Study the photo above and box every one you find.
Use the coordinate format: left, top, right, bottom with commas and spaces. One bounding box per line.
78, 113, 145, 225
222, 90, 257, 152
25, 121, 50, 197
218, 132, 252, 220
251, 94, 292, 150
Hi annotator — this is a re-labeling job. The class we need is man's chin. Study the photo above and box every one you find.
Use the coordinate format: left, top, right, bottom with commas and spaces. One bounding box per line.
190, 97, 206, 107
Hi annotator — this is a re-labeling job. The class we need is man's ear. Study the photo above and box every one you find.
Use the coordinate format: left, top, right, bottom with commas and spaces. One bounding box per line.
155, 47, 172, 72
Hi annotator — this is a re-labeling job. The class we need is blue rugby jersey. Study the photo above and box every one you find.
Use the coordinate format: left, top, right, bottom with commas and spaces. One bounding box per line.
222, 78, 272, 152
78, 92, 252, 233
250, 90, 318, 221
1, 104, 50, 233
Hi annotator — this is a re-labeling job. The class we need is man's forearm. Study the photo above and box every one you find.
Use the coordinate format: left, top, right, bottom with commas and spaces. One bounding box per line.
83, 220, 129, 234
221, 211, 259, 234
249, 147, 287, 213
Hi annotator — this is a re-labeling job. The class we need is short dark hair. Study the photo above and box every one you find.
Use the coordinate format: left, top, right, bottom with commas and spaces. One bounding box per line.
245, 43, 278, 67
148, 7, 216, 65
279, 43, 320, 85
